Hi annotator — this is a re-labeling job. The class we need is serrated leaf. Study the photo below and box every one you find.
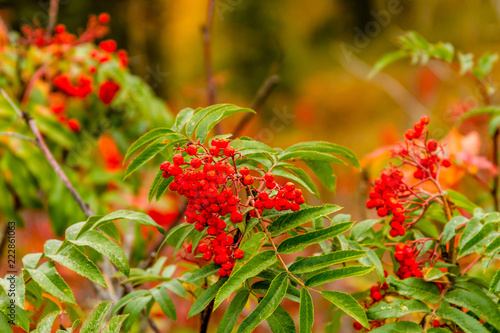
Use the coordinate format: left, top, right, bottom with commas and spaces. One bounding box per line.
124, 128, 174, 161
155, 176, 174, 201
459, 223, 495, 258
237, 273, 288, 333
305, 265, 373, 287
489, 269, 500, 294
447, 190, 479, 213
277, 222, 353, 254
77, 210, 165, 237
269, 205, 342, 237
27, 267, 75, 304
215, 250, 277, 309
183, 263, 220, 283
217, 290, 250, 333
387, 276, 440, 303
232, 232, 266, 273
22, 253, 42, 269
368, 321, 423, 333
322, 291, 369, 329
0, 273, 25, 308
436, 307, 489, 333
172, 108, 195, 132
458, 217, 482, 250
35, 310, 61, 333
124, 138, 169, 178
151, 286, 176, 320
299, 289, 313, 333
68, 230, 130, 276
440, 216, 468, 245
188, 278, 227, 318
289, 249, 366, 274
81, 301, 112, 333
122, 295, 152, 332
267, 305, 296, 333
102, 314, 128, 333
366, 299, 430, 320
485, 235, 500, 254
251, 280, 300, 303
44, 242, 107, 287
351, 219, 382, 241
444, 289, 500, 330
367, 50, 408, 79
110, 290, 150, 316
162, 279, 186, 297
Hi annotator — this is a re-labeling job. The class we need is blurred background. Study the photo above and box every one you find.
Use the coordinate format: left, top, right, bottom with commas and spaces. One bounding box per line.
1, 0, 500, 332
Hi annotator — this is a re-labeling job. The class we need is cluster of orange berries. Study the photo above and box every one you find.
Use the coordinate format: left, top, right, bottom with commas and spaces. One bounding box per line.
159, 138, 304, 276
394, 243, 422, 279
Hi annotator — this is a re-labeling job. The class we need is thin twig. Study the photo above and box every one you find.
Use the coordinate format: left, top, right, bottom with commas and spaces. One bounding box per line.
1, 89, 93, 217
45, 0, 60, 39
203, 0, 216, 107
233, 74, 280, 137
0, 131, 37, 145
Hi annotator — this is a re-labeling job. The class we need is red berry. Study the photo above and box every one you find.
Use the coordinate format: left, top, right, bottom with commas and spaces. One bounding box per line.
441, 159, 451, 167
202, 252, 213, 260
377, 207, 388, 217
191, 158, 202, 168
284, 182, 295, 192
173, 154, 184, 165
414, 122, 424, 133
55, 24, 66, 34
98, 13, 110, 24
197, 244, 208, 253
405, 129, 415, 140
372, 291, 383, 301
67, 118, 81, 132
186, 145, 197, 155
420, 115, 430, 125
209, 146, 220, 156
353, 321, 363, 330
219, 268, 228, 277
223, 146, 235, 157
243, 175, 254, 185
264, 173, 274, 182
234, 249, 244, 259
427, 139, 438, 152
230, 211, 243, 223
240, 166, 250, 176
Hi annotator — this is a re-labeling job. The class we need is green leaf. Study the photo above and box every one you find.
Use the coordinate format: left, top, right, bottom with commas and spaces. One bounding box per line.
151, 286, 176, 320
217, 290, 250, 333
458, 105, 500, 124
230, 138, 276, 155
367, 50, 408, 79
351, 219, 382, 241
215, 250, 277, 309
458, 217, 482, 250
110, 290, 150, 316
44, 242, 107, 288
68, 230, 130, 276
368, 321, 423, 333
155, 176, 174, 201
304, 160, 336, 193
232, 232, 266, 274
489, 269, 500, 294
279, 151, 346, 165
387, 276, 440, 303
162, 279, 186, 297
102, 315, 128, 333
251, 280, 300, 303
172, 107, 195, 132
77, 210, 165, 237
237, 272, 288, 333
472, 53, 498, 80
268, 204, 342, 237
427, 329, 452, 333
35, 310, 61, 333
183, 263, 220, 283
27, 267, 76, 304
277, 222, 353, 254
447, 190, 479, 213
285, 141, 359, 169
305, 266, 374, 287
22, 253, 43, 269
269, 204, 342, 237
289, 250, 366, 274
485, 235, 500, 254
272, 167, 319, 198
0, 273, 25, 308
80, 301, 112, 333
458, 52, 474, 75
299, 289, 313, 333
444, 289, 500, 330
366, 299, 430, 320
459, 223, 495, 258
124, 128, 174, 161
188, 278, 227, 318
124, 137, 169, 178
267, 305, 296, 333
322, 291, 369, 329
441, 216, 468, 245
122, 295, 152, 332
436, 307, 490, 333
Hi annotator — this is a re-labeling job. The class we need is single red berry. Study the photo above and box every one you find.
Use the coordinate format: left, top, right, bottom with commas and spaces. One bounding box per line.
240, 166, 250, 176
173, 153, 184, 165
209, 146, 220, 156
264, 173, 274, 182
420, 115, 430, 125
414, 122, 424, 133
258, 192, 269, 201
377, 207, 388, 217
243, 175, 254, 185
230, 211, 243, 223
442, 159, 451, 167
223, 146, 235, 157
219, 268, 228, 277
197, 243, 208, 253
284, 182, 295, 192
67, 118, 81, 132
389, 229, 399, 237
234, 249, 244, 259
353, 321, 363, 330
381, 282, 389, 290
266, 181, 276, 189
186, 244, 192, 253
427, 139, 438, 152
218, 138, 229, 148
202, 252, 213, 260
190, 158, 202, 168
55, 24, 66, 34
372, 291, 383, 301
405, 129, 415, 140
98, 13, 110, 24
186, 145, 197, 155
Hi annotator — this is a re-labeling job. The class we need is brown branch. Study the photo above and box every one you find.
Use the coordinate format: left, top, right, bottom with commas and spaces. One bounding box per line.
199, 298, 215, 333
233, 74, 280, 137
203, 0, 216, 107
45, 0, 60, 39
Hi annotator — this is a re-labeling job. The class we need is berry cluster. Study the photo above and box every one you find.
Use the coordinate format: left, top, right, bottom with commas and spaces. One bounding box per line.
401, 115, 450, 179
158, 138, 304, 276
394, 243, 422, 279
366, 168, 409, 237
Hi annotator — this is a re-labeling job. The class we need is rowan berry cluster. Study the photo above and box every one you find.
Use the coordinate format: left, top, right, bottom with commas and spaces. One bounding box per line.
394, 243, 422, 279
366, 116, 451, 237
159, 138, 304, 276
